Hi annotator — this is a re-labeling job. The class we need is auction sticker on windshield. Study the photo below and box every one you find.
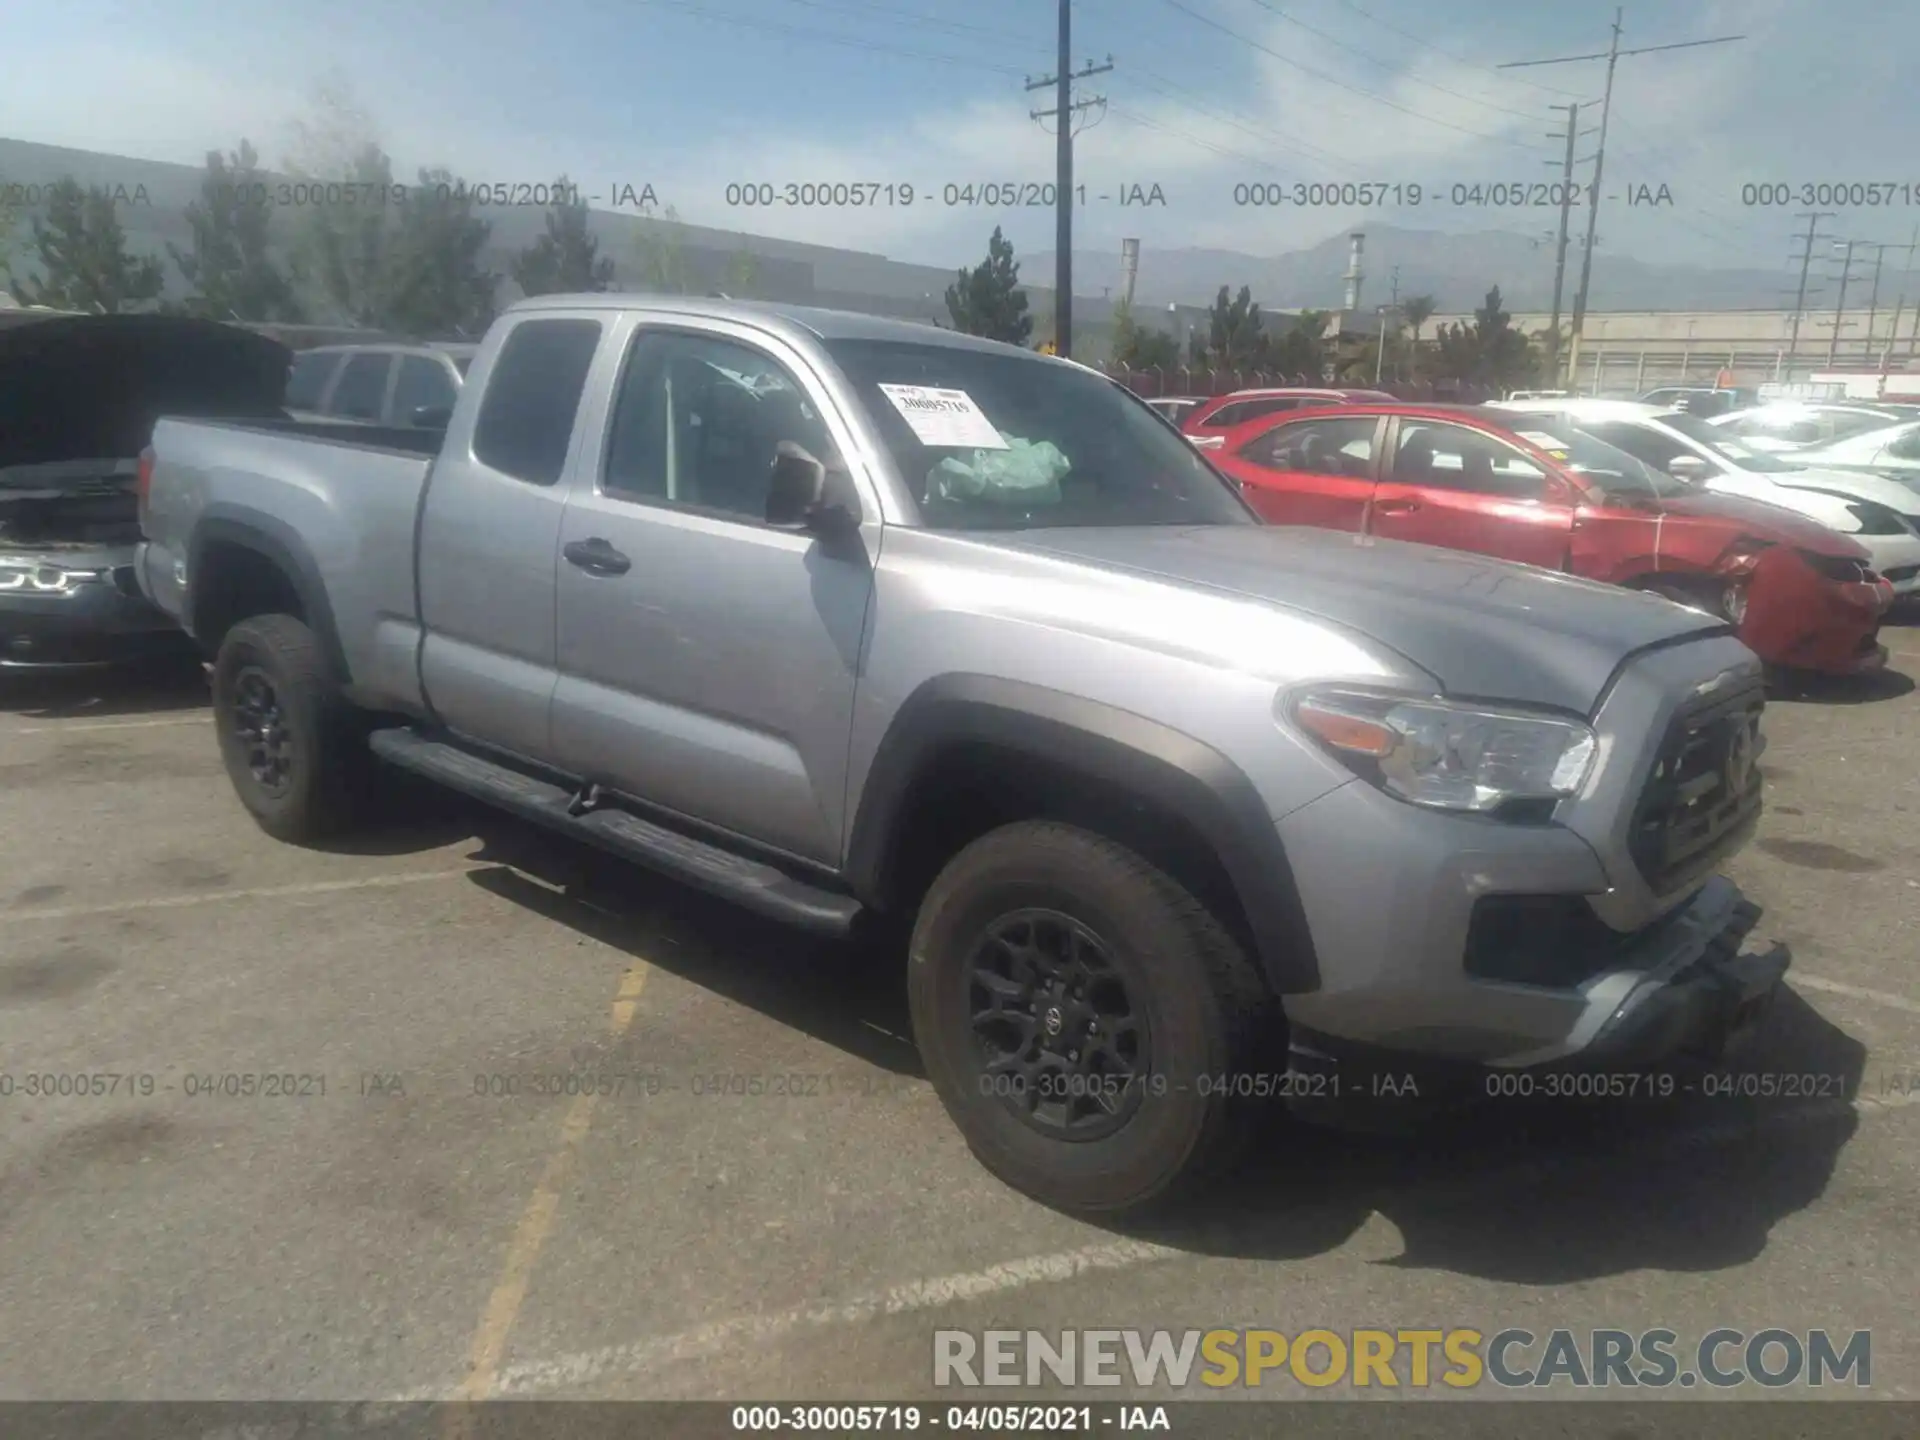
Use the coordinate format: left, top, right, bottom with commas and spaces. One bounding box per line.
877, 384, 1008, 449
1516, 430, 1571, 458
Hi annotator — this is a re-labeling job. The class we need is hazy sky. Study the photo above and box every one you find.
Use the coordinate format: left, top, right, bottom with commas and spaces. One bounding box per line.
1, 0, 1907, 273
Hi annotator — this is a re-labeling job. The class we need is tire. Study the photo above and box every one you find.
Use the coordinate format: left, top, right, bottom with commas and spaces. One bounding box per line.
907, 820, 1270, 1215
210, 614, 368, 843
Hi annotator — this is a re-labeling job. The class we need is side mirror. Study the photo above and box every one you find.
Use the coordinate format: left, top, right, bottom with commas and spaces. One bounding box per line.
411, 404, 454, 428
1667, 454, 1711, 483
766, 441, 859, 536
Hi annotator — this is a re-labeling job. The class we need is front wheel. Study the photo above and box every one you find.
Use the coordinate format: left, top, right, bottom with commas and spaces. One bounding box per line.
907, 821, 1270, 1214
211, 614, 368, 843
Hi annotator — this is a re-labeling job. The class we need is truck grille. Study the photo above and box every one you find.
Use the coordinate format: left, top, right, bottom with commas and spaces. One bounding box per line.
1627, 673, 1766, 896
1883, 563, 1919, 584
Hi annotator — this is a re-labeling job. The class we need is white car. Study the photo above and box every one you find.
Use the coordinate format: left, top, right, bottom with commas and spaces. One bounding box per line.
1707, 402, 1919, 453
1491, 398, 1920, 598
1790, 419, 1920, 487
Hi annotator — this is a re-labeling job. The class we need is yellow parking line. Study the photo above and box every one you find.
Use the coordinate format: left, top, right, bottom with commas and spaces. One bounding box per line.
452, 964, 651, 1411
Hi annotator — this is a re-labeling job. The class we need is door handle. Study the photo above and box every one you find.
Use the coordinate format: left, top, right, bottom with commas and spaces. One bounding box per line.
563, 538, 632, 575
1373, 498, 1421, 514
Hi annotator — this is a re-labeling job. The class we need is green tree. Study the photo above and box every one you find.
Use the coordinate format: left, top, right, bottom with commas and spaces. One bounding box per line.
281, 80, 399, 326
1399, 294, 1436, 380
721, 245, 760, 299
8, 176, 164, 312
1261, 309, 1329, 379
1108, 298, 1179, 368
169, 140, 302, 321
944, 226, 1031, 344
381, 168, 498, 336
0, 177, 24, 289
509, 174, 613, 297
1204, 284, 1264, 366
286, 141, 400, 326
632, 201, 697, 293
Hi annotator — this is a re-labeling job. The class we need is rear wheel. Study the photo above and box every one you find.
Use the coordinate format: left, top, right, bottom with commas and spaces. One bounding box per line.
211, 614, 369, 842
907, 821, 1269, 1214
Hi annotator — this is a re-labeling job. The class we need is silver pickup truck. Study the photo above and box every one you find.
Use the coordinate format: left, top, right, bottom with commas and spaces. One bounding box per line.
138, 296, 1789, 1213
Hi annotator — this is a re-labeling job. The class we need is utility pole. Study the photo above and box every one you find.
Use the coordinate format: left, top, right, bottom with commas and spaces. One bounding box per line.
1827, 239, 1857, 368
1026, 3, 1111, 360
1501, 11, 1744, 374
1545, 101, 1582, 385
1863, 242, 1888, 367
1786, 211, 1834, 374
1567, 10, 1619, 353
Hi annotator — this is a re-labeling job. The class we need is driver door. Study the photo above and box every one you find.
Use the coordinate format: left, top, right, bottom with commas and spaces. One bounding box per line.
548, 317, 878, 866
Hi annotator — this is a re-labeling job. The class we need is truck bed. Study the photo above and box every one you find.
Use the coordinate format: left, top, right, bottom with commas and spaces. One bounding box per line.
140, 416, 441, 711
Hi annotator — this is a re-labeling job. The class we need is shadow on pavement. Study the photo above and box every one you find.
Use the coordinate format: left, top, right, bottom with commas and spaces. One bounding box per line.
420, 804, 1871, 1286
1769, 666, 1914, 705
1104, 985, 1866, 1283
461, 826, 923, 1081
0, 651, 208, 719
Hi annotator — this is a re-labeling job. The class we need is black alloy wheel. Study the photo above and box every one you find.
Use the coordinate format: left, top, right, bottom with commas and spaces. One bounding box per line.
968, 908, 1149, 1141
229, 665, 294, 796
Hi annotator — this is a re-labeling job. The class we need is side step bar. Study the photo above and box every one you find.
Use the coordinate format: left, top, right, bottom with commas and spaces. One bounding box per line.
368, 727, 863, 937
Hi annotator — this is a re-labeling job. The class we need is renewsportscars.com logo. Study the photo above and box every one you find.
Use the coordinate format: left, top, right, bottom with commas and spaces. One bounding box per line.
933, 1327, 1871, 1391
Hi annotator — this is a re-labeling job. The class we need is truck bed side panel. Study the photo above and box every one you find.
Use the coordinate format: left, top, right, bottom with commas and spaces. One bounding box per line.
143, 418, 433, 712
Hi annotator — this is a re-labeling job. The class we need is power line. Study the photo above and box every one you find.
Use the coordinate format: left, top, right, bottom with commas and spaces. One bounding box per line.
1127, 69, 1367, 174
1155, 0, 1546, 150
1500, 8, 1745, 366
1241, 0, 1541, 120
632, 0, 1028, 74
1322, 0, 1585, 98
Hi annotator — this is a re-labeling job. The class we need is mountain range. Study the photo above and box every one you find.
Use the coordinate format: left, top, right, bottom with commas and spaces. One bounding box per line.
4, 137, 1793, 315
1029, 225, 1795, 314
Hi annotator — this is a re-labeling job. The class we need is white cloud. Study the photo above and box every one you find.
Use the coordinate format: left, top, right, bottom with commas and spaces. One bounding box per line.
4, 0, 1917, 276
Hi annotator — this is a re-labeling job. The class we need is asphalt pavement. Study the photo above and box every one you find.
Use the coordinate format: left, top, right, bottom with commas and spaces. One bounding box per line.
1, 620, 1916, 1407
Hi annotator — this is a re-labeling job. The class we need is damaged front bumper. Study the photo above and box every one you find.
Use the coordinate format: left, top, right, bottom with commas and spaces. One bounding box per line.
1283, 878, 1792, 1128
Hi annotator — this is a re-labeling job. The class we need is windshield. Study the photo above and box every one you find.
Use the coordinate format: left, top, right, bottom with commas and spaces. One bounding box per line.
1659, 410, 1802, 471
1505, 417, 1692, 498
825, 339, 1255, 530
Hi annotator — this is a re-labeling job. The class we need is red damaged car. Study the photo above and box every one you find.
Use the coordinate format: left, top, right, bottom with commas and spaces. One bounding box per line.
1212, 403, 1893, 674
1179, 386, 1395, 450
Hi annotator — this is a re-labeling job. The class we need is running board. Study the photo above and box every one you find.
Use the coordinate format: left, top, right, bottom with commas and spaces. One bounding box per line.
368, 728, 863, 936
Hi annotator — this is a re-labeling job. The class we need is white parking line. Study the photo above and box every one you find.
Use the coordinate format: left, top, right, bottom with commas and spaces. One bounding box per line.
9, 714, 208, 735
387, 1088, 1918, 1402
3, 867, 493, 923
1793, 973, 1920, 1016
394, 1239, 1187, 1401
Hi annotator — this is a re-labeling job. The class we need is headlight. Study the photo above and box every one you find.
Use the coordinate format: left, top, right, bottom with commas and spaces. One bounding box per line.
0, 564, 109, 593
1284, 686, 1598, 814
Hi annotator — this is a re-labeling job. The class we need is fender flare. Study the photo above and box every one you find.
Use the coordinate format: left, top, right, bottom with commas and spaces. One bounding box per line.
187, 505, 351, 684
845, 674, 1321, 993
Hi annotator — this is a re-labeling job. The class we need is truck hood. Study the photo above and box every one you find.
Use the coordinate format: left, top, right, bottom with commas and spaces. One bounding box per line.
1650, 485, 1874, 555
0, 314, 290, 480
1765, 464, 1920, 514
1002, 525, 1730, 715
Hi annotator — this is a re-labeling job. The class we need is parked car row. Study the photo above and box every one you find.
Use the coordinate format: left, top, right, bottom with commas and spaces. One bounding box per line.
1164, 385, 1915, 676
126, 296, 1795, 1216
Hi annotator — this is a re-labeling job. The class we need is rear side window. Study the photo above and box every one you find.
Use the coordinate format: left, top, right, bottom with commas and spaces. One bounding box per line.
1244, 415, 1377, 475
472, 319, 603, 485
329, 353, 391, 420
393, 355, 458, 422
284, 351, 340, 410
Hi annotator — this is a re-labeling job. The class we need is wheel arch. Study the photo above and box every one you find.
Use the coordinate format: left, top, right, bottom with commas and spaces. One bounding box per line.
187, 507, 350, 684
845, 674, 1321, 994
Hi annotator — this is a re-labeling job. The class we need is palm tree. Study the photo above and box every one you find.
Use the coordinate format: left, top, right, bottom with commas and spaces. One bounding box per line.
1401, 294, 1436, 381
